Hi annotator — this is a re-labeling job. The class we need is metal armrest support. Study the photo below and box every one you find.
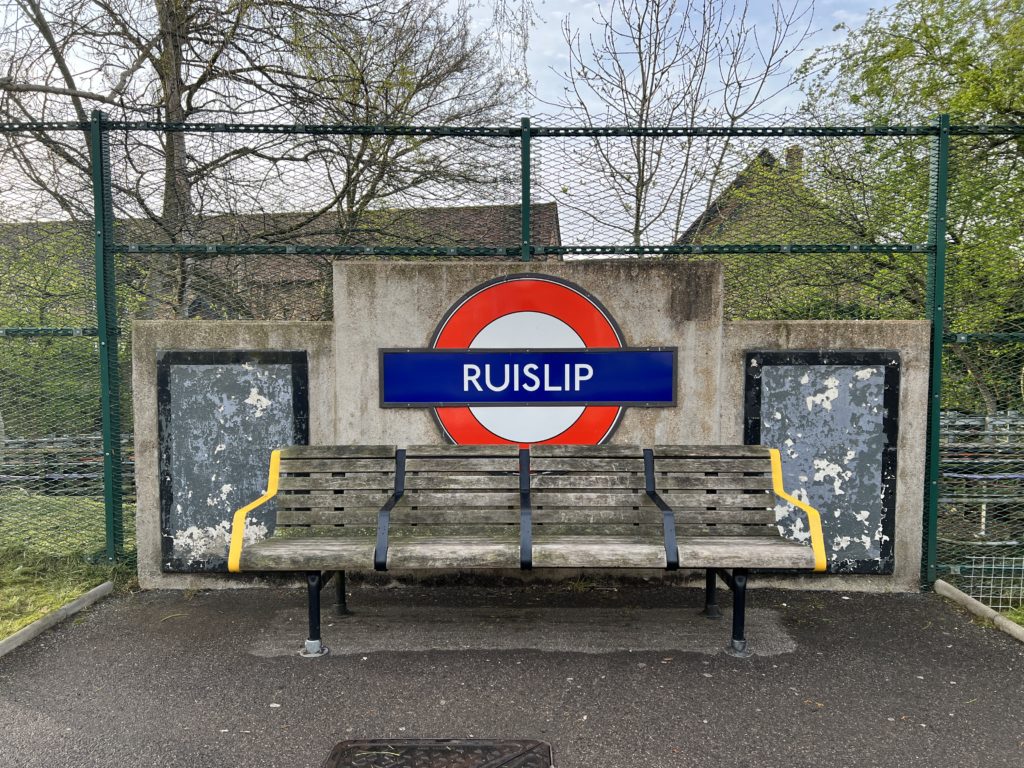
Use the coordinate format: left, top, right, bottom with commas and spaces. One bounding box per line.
769, 448, 828, 572
373, 449, 407, 571
227, 450, 282, 573
519, 448, 533, 570
644, 448, 679, 571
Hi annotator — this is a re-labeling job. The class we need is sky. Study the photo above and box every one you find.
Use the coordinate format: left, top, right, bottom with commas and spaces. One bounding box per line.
470, 0, 880, 116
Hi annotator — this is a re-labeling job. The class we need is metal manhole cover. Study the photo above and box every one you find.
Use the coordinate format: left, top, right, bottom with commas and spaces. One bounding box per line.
321, 739, 552, 768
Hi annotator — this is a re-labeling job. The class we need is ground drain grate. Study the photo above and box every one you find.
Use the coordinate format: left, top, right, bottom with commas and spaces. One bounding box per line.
321, 739, 552, 768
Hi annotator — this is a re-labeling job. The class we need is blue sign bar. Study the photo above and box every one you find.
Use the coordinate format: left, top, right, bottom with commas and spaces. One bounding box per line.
380, 348, 676, 407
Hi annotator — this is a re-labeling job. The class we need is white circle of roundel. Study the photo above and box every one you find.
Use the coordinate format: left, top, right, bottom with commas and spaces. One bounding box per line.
468, 311, 585, 443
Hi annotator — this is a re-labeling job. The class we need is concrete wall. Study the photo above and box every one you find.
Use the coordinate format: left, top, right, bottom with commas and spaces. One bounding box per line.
131, 267, 930, 593
132, 321, 334, 589
720, 321, 931, 592
334, 260, 725, 446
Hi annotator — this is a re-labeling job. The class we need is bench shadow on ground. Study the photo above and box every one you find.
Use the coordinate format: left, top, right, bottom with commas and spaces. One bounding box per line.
250, 576, 796, 658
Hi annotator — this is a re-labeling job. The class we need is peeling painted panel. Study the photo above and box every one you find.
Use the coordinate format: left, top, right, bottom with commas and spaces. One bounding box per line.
745, 351, 899, 574
157, 351, 309, 572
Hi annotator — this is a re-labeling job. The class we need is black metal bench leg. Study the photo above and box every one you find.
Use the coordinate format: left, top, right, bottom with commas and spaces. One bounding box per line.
727, 568, 751, 658
301, 571, 329, 657
702, 569, 722, 618
336, 570, 352, 616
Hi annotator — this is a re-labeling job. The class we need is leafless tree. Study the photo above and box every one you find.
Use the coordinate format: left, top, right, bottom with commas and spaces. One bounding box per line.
0, 0, 520, 317
548, 0, 813, 245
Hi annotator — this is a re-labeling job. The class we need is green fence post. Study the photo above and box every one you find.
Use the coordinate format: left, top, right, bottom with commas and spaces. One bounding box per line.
520, 117, 531, 262
924, 114, 950, 585
90, 109, 123, 560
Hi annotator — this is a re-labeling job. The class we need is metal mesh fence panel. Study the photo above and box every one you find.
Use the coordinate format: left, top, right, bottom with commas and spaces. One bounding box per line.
530, 122, 932, 322
961, 556, 1024, 611
935, 131, 1024, 606
108, 125, 524, 321
0, 120, 131, 560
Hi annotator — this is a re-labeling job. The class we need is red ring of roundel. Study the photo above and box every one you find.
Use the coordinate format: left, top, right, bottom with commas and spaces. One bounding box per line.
431, 275, 623, 446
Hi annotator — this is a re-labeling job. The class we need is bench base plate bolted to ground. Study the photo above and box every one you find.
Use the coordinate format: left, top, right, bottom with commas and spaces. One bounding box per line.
228, 444, 827, 657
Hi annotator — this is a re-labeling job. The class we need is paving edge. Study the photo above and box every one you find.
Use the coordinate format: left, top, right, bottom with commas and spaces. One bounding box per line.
0, 581, 115, 659
934, 579, 1024, 645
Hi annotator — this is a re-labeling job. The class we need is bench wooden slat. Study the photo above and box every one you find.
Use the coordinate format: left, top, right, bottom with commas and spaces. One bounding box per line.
406, 445, 521, 458
655, 475, 773, 491
630, 490, 772, 508
653, 458, 772, 473
278, 490, 393, 509
531, 474, 643, 489
532, 490, 644, 506
275, 508, 777, 528
405, 457, 521, 473
280, 458, 396, 473
240, 536, 375, 570
399, 491, 521, 507
279, 475, 392, 491
677, 536, 815, 569
277, 509, 383, 525
388, 535, 519, 568
531, 457, 645, 472
530, 445, 643, 458
404, 473, 520, 491
278, 445, 396, 459
532, 536, 665, 568
652, 445, 771, 459
533, 522, 777, 536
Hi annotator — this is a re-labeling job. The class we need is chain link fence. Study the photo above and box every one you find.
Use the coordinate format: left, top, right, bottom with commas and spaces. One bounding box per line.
934, 129, 1024, 608
0, 126, 131, 563
2, 115, 1023, 614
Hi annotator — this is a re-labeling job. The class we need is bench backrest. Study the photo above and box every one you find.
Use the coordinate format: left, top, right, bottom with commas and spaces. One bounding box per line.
650, 446, 777, 538
272, 444, 776, 538
399, 444, 522, 526
275, 445, 397, 529
529, 445, 650, 534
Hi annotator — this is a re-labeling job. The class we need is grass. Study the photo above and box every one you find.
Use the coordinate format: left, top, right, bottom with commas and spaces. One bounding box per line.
0, 490, 136, 639
0, 546, 134, 637
1004, 605, 1024, 627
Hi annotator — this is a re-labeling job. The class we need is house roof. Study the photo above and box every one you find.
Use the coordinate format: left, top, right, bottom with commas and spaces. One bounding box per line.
118, 202, 559, 251
675, 149, 780, 245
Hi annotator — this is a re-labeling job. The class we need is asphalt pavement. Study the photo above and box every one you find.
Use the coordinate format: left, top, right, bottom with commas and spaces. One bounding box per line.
1, 579, 1022, 768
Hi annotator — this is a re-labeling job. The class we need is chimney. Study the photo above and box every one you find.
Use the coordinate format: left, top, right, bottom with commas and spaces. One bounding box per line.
784, 145, 804, 175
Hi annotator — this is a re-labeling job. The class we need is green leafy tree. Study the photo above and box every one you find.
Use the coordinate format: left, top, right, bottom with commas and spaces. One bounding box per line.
799, 0, 1024, 413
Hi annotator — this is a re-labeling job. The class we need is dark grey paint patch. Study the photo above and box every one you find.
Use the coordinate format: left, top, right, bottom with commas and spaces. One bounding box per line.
157, 351, 308, 572
745, 351, 899, 574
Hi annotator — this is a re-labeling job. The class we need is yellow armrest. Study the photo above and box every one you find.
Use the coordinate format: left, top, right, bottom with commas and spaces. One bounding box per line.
227, 450, 281, 573
769, 448, 827, 573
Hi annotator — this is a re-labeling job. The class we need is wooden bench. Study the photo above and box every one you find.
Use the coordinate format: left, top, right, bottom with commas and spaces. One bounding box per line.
228, 444, 826, 656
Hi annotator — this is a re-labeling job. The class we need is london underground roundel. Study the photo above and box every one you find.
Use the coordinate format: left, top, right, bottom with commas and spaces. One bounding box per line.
433, 275, 624, 445
378, 274, 677, 446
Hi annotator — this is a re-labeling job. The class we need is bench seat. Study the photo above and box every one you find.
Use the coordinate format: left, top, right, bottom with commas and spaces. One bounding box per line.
242, 534, 815, 571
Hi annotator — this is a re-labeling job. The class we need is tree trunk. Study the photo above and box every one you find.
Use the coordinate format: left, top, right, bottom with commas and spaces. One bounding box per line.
155, 0, 193, 318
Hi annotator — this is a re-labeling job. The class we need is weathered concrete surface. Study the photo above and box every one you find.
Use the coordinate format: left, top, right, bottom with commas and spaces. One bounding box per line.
132, 321, 334, 589
1, 584, 1021, 768
333, 261, 725, 445
719, 322, 930, 592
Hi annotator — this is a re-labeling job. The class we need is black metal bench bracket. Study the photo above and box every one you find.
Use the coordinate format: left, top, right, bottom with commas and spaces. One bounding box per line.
519, 448, 533, 570
644, 448, 679, 570
373, 448, 406, 571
